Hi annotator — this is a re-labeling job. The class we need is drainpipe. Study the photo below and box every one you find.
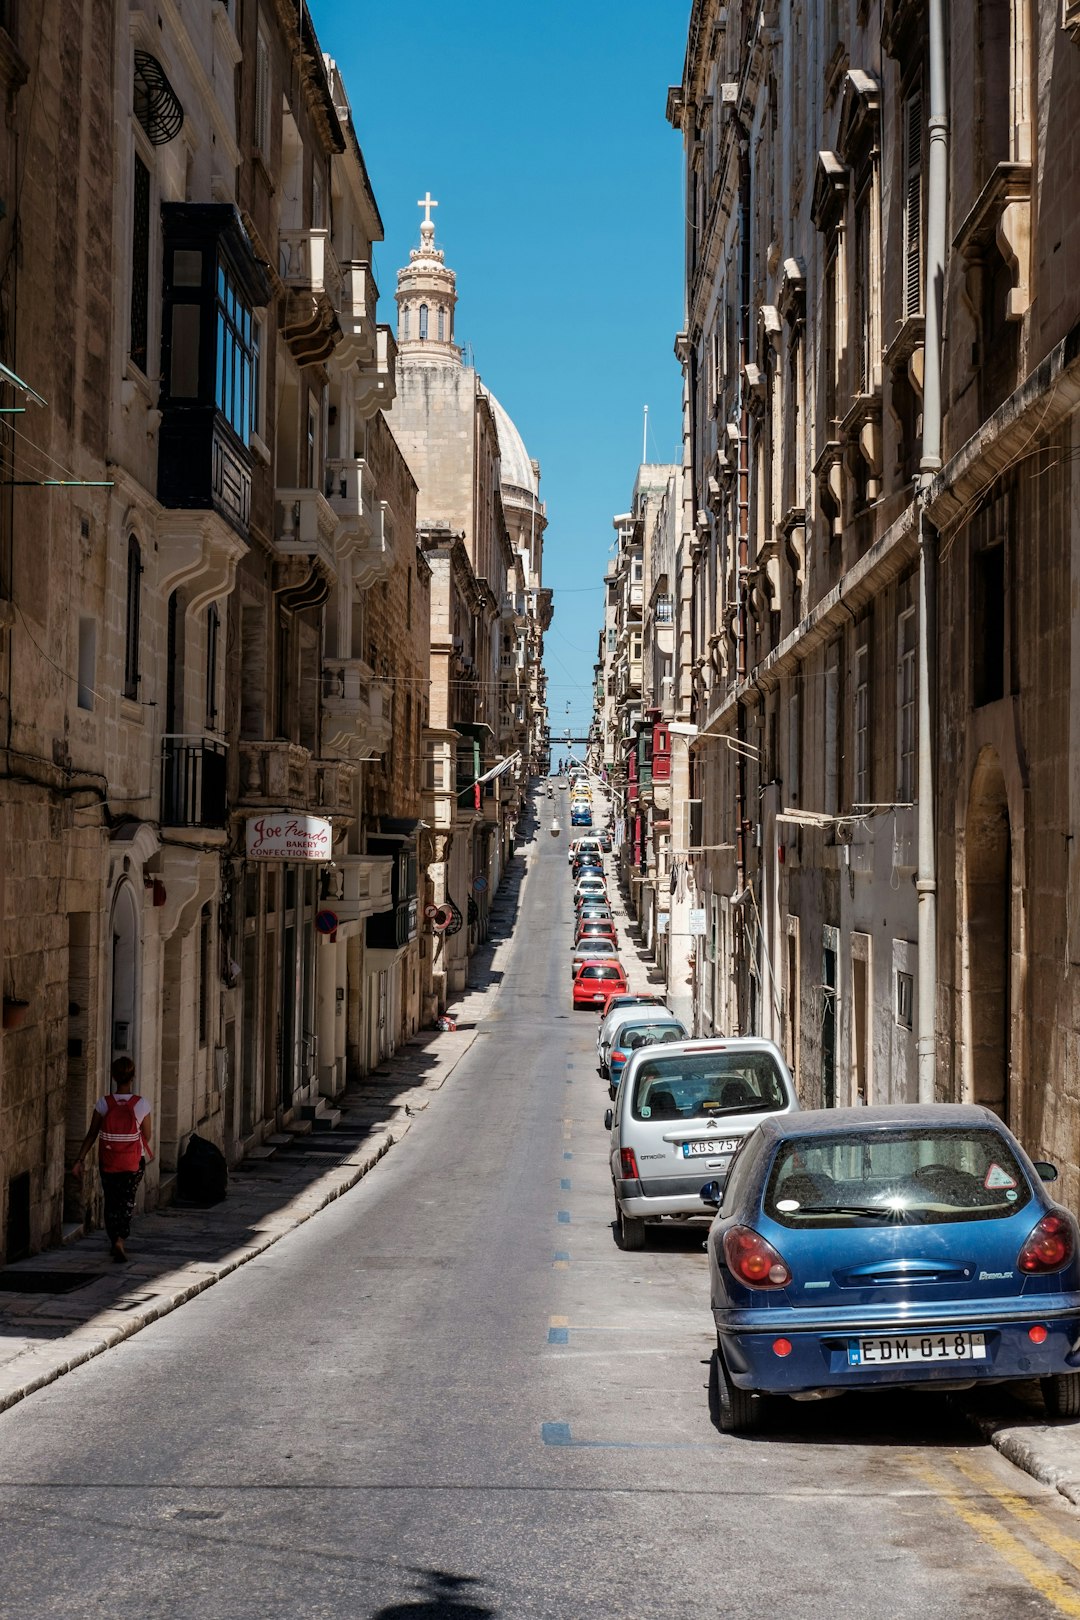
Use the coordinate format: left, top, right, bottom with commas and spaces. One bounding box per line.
734, 119, 752, 1034
916, 0, 948, 1104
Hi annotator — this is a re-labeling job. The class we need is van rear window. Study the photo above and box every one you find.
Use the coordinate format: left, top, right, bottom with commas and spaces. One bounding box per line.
631, 1052, 789, 1120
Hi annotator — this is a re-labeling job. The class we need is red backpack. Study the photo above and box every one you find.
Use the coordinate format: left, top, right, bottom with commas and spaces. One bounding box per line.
99, 1094, 148, 1173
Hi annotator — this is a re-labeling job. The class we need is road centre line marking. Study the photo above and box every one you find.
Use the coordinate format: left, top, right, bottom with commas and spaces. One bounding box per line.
949, 1454, 1080, 1573
547, 1327, 569, 1345
553, 1251, 570, 1262
906, 1459, 1080, 1617
549, 1316, 569, 1328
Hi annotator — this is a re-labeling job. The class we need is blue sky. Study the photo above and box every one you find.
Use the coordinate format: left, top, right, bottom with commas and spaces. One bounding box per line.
310, 0, 687, 758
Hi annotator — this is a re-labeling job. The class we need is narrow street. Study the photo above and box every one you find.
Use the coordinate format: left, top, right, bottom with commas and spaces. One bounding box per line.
1, 793, 1079, 1619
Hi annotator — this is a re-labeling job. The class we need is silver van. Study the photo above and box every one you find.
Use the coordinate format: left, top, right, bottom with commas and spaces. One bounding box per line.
606, 1037, 798, 1250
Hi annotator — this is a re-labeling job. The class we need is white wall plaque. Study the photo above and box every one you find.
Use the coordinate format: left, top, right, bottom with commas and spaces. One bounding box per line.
245, 814, 333, 861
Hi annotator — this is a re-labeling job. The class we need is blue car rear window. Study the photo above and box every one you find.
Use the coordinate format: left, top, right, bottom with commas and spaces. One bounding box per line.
763, 1127, 1033, 1226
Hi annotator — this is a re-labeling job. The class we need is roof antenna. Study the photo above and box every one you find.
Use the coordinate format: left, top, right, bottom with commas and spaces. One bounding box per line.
642, 404, 648, 463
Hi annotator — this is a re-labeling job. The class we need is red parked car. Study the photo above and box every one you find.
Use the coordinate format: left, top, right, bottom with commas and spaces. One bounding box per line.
573, 960, 628, 1009
575, 918, 618, 949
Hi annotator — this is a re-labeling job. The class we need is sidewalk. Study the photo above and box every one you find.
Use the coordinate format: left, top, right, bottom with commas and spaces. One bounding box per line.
0, 849, 530, 1417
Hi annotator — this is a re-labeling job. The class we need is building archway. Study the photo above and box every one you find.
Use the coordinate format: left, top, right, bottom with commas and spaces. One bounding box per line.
965, 748, 1012, 1120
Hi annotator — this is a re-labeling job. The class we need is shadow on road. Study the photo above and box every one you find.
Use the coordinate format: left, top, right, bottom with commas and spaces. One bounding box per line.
706, 1346, 993, 1450
369, 1566, 499, 1619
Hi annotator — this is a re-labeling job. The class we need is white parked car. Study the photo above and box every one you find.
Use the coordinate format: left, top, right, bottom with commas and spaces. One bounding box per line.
598, 1003, 679, 1077
570, 941, 622, 978
573, 877, 608, 906
606, 1037, 799, 1250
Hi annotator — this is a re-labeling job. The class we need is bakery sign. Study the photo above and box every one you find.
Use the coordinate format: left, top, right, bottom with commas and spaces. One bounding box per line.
245, 814, 332, 861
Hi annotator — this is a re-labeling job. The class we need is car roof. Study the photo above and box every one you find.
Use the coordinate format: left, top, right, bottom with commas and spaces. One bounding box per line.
618, 1035, 792, 1083
754, 1103, 1010, 1140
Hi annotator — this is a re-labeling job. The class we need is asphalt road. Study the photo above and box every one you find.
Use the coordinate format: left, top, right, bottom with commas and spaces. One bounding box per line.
2, 790, 1080, 1619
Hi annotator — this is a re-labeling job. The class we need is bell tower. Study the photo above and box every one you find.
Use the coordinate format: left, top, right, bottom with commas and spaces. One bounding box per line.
395, 193, 459, 361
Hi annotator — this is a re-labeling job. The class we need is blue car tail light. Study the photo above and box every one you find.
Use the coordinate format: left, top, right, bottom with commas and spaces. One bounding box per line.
723, 1226, 792, 1288
1017, 1212, 1076, 1274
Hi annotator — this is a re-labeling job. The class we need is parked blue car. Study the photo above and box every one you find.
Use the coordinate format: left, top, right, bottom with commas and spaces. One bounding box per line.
571, 808, 592, 826
606, 1017, 688, 1094
704, 1104, 1080, 1433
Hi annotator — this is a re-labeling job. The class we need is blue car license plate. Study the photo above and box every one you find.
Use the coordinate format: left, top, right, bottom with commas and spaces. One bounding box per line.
847, 1331, 987, 1366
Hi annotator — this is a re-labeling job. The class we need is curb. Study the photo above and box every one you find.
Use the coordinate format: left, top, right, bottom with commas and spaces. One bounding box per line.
966, 1406, 1080, 1509
0, 1020, 485, 1417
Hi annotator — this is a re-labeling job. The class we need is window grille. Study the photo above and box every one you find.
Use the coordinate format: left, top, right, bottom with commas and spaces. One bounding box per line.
124, 535, 142, 700
853, 644, 869, 806
255, 31, 271, 158
130, 153, 150, 372
902, 88, 924, 318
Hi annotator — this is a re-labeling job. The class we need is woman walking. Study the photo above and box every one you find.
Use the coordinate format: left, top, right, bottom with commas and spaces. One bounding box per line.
72, 1056, 153, 1262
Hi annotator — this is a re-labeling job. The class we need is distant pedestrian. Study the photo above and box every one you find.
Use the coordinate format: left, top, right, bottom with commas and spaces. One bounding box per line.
72, 1056, 153, 1262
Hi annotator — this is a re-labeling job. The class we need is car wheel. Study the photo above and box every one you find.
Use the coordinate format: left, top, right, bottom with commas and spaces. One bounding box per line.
615, 1198, 646, 1251
1041, 1372, 1080, 1421
713, 1342, 761, 1435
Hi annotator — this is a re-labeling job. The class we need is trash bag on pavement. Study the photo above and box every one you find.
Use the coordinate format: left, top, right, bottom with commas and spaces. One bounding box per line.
177, 1133, 228, 1206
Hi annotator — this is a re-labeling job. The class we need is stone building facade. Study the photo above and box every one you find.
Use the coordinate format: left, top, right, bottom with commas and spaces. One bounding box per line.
0, 2, 436, 1261
653, 0, 1080, 1207
386, 207, 551, 998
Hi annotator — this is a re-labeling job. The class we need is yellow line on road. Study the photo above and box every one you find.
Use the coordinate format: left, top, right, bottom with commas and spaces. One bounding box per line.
549, 1316, 569, 1329
907, 1459, 1080, 1616
950, 1454, 1080, 1574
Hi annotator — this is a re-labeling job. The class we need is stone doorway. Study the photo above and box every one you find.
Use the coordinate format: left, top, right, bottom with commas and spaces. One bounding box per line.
965, 748, 1012, 1120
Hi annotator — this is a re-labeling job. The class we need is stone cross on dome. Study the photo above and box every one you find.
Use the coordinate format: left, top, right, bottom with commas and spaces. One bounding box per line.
417, 191, 438, 250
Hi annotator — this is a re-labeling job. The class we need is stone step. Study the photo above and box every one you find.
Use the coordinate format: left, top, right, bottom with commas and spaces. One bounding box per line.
265, 1133, 293, 1146
298, 1100, 342, 1132
245, 1143, 277, 1161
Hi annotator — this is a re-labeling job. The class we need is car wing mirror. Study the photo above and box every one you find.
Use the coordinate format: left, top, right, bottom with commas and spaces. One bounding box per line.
1033, 1160, 1059, 1183
699, 1179, 723, 1208
604, 1108, 613, 1131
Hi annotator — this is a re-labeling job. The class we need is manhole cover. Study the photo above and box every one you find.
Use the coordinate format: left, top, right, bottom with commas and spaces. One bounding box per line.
0, 1269, 105, 1295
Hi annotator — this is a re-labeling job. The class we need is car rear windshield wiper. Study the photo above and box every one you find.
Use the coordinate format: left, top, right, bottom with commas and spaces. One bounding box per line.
784, 1202, 914, 1221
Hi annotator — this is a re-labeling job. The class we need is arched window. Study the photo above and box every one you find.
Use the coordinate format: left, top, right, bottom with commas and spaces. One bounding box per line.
402, 306, 410, 341
419, 303, 428, 340
437, 306, 445, 342
124, 534, 142, 700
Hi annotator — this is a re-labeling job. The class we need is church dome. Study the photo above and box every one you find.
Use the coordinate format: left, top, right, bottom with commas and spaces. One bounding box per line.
484, 388, 539, 502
